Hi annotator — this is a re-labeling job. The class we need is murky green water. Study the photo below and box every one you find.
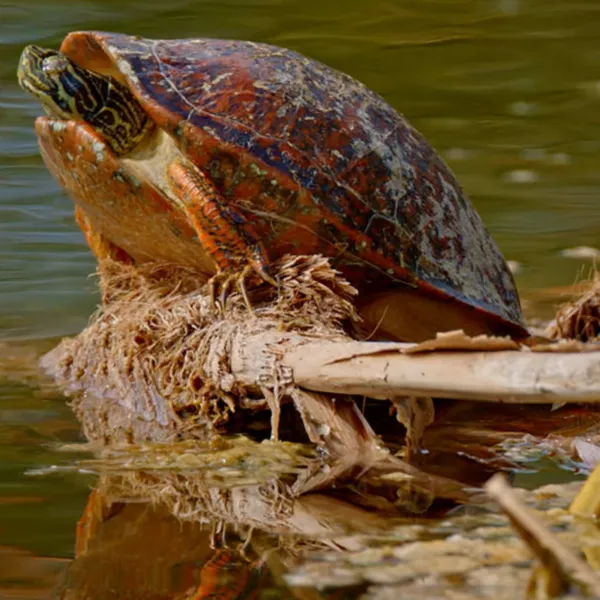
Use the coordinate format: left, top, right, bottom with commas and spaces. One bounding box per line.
1, 0, 600, 596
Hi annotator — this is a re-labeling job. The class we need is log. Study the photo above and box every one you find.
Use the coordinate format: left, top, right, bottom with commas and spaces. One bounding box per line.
227, 326, 600, 405
281, 338, 600, 404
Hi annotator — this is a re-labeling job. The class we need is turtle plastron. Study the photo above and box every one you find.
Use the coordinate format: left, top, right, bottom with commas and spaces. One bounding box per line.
167, 157, 277, 310
74, 205, 133, 264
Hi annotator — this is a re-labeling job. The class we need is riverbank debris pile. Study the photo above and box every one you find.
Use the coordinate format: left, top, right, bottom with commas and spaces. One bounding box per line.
38, 254, 600, 598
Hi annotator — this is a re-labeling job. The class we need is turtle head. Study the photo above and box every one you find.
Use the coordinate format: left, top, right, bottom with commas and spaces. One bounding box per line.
18, 44, 152, 155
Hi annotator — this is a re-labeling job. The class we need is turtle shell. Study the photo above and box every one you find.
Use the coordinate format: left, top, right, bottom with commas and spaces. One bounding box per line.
53, 31, 526, 338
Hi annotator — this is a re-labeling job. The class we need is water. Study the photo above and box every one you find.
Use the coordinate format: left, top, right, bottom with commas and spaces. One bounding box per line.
1, 0, 599, 596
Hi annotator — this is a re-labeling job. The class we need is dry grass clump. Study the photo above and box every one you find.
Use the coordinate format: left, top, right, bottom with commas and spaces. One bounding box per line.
546, 272, 600, 342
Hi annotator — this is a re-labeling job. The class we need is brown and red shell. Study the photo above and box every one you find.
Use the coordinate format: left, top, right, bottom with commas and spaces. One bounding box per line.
52, 31, 525, 336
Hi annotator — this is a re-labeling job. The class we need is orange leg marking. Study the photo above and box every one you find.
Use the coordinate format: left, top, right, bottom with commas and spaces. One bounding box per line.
167, 158, 277, 310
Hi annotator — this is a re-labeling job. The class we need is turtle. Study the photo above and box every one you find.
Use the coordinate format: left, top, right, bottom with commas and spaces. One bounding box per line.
17, 31, 528, 342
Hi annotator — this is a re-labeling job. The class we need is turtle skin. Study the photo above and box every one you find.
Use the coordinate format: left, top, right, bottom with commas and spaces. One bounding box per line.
33, 31, 527, 341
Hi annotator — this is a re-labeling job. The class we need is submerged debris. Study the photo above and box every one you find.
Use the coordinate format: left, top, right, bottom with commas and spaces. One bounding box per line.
280, 477, 597, 599
80, 436, 317, 486
486, 473, 600, 598
570, 460, 600, 519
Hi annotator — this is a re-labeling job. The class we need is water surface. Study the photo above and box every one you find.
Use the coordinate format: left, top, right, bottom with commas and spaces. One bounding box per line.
1, 0, 599, 596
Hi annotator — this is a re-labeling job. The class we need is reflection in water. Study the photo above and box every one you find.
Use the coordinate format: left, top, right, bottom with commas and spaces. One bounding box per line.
47, 464, 587, 599
53, 491, 270, 600
52, 481, 386, 599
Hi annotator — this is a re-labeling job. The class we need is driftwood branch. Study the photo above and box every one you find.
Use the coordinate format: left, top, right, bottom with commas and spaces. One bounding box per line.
228, 329, 600, 405
281, 337, 600, 404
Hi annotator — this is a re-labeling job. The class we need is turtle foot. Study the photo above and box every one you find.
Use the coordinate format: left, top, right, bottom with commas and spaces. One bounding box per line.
208, 263, 277, 313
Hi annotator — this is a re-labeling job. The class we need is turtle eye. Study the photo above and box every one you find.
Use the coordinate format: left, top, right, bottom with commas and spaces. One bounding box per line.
42, 55, 70, 76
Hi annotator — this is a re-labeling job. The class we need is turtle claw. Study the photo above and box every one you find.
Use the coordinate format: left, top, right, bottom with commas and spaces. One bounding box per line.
208, 264, 270, 313
207, 272, 224, 311
228, 265, 253, 312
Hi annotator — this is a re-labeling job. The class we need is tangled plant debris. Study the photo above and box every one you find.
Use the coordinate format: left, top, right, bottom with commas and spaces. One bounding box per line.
42, 255, 358, 445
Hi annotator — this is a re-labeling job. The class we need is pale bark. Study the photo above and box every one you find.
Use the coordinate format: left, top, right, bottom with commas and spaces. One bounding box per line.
230, 330, 600, 405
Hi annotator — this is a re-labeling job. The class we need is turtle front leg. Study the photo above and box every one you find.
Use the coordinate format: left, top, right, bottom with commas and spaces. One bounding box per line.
167, 157, 277, 310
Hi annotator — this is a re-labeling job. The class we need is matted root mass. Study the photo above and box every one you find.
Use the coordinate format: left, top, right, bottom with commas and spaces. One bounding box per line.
41, 255, 360, 445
